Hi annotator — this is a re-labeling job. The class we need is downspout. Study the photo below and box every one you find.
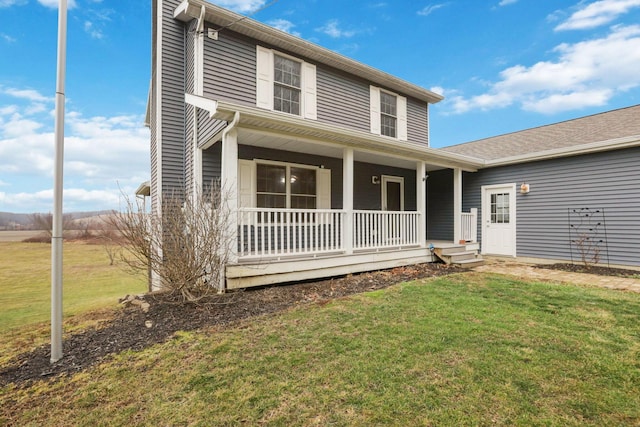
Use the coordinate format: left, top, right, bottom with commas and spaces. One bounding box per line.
192, 5, 206, 200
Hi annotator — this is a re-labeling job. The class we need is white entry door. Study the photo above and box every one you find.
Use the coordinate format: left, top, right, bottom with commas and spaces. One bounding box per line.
481, 184, 516, 256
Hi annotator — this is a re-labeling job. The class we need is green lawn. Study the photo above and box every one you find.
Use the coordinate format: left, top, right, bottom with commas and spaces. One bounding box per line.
0, 242, 146, 363
2, 272, 639, 426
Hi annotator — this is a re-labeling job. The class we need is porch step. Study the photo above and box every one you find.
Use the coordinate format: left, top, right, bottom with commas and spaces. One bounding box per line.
431, 244, 484, 268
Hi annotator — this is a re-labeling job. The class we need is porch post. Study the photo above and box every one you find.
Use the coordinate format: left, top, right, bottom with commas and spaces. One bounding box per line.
221, 128, 239, 265
453, 167, 462, 243
416, 161, 426, 248
343, 148, 354, 254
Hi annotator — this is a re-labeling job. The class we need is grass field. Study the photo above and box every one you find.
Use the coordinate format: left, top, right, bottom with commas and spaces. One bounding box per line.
0, 241, 146, 363
2, 272, 639, 426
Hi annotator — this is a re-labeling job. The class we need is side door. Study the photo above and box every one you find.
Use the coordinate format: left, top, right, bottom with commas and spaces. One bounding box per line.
481, 184, 516, 256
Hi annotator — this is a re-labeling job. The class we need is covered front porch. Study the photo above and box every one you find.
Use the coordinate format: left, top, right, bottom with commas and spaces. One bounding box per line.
193, 99, 482, 289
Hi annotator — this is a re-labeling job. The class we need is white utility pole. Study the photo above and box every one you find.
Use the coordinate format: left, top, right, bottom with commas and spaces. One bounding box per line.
51, 0, 67, 363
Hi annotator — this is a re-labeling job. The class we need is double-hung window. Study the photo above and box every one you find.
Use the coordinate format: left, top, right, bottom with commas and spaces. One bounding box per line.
380, 91, 397, 138
256, 46, 317, 119
273, 55, 301, 115
370, 86, 407, 141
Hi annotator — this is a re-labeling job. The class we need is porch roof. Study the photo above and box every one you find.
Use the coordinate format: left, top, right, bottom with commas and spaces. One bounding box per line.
208, 100, 484, 172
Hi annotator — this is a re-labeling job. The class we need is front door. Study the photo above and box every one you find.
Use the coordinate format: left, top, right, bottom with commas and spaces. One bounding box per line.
381, 175, 404, 211
481, 184, 516, 256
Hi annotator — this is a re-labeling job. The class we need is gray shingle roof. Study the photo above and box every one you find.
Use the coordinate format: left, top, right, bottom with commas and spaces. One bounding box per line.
441, 105, 640, 161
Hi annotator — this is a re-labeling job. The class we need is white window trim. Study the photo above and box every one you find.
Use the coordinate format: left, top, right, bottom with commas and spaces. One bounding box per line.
381, 175, 404, 211
256, 46, 317, 120
370, 85, 407, 141
239, 159, 330, 209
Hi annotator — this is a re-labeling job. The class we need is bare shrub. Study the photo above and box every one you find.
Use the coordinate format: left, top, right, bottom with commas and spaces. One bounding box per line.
107, 185, 233, 301
29, 213, 74, 236
573, 233, 602, 268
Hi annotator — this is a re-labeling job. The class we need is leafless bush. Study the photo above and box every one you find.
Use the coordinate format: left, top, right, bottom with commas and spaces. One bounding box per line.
29, 213, 74, 238
574, 233, 601, 268
107, 185, 233, 301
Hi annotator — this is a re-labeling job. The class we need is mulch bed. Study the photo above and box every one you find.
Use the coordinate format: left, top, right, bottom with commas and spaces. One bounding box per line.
536, 263, 640, 279
1, 262, 463, 388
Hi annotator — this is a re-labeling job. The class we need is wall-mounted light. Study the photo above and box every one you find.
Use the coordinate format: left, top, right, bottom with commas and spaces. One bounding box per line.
372, 176, 380, 185
520, 182, 530, 194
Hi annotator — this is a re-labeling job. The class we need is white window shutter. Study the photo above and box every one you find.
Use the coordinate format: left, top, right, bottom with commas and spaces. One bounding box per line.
397, 95, 408, 141
316, 168, 331, 209
370, 86, 381, 135
302, 62, 317, 120
256, 46, 273, 110
238, 159, 256, 208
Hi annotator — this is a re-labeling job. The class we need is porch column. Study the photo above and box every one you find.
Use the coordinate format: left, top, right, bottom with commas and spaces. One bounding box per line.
453, 167, 462, 243
221, 128, 239, 265
343, 148, 354, 254
416, 161, 426, 248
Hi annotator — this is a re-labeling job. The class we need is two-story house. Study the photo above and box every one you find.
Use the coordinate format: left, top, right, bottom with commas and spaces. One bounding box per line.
147, 0, 484, 290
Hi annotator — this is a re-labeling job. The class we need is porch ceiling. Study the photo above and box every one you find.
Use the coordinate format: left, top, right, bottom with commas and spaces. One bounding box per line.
213, 101, 483, 172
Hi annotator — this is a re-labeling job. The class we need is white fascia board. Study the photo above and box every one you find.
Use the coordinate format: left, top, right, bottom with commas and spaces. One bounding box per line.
213, 101, 483, 171
184, 93, 218, 118
144, 80, 152, 127
486, 135, 640, 167
173, 0, 444, 105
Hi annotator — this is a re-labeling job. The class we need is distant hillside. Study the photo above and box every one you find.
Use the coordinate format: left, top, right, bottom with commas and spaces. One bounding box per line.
0, 211, 115, 230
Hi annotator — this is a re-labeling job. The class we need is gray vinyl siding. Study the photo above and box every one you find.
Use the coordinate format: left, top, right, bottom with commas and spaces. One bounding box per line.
239, 145, 343, 209
201, 29, 430, 143
316, 67, 370, 132
353, 162, 417, 211
462, 147, 640, 267
160, 0, 186, 196
407, 98, 428, 146
198, 110, 226, 146
426, 169, 453, 240
203, 28, 256, 106
202, 142, 221, 189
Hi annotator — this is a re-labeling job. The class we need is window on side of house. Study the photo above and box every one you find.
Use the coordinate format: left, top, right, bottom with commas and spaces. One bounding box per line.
256, 46, 317, 120
380, 91, 397, 138
370, 86, 408, 141
273, 55, 301, 116
256, 163, 316, 209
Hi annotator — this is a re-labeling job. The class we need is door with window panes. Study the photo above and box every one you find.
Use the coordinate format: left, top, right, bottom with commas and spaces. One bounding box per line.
482, 184, 516, 256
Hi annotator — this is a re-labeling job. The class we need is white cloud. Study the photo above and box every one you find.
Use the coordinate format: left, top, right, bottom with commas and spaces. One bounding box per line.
430, 86, 445, 96
0, 0, 26, 7
208, 0, 267, 13
555, 0, 640, 31
268, 19, 301, 37
3, 87, 53, 103
1, 33, 16, 43
0, 87, 150, 212
37, 0, 77, 9
84, 21, 104, 39
498, 0, 518, 6
316, 19, 357, 38
417, 3, 448, 16
450, 25, 640, 114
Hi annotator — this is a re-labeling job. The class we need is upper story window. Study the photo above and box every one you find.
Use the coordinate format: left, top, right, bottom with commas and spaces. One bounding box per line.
256, 46, 317, 120
273, 55, 301, 115
380, 91, 397, 138
370, 86, 407, 141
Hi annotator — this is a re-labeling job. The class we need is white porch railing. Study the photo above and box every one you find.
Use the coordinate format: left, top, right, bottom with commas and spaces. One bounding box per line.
237, 208, 422, 259
460, 208, 478, 242
353, 210, 421, 250
237, 208, 344, 259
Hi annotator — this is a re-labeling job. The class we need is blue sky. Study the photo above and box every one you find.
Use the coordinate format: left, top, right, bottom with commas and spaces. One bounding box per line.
1, 0, 639, 213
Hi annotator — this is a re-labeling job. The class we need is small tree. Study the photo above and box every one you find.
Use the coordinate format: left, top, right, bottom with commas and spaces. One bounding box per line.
108, 185, 234, 301
29, 213, 74, 237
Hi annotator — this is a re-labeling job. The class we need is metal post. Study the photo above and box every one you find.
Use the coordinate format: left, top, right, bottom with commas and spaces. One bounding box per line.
51, 0, 67, 363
